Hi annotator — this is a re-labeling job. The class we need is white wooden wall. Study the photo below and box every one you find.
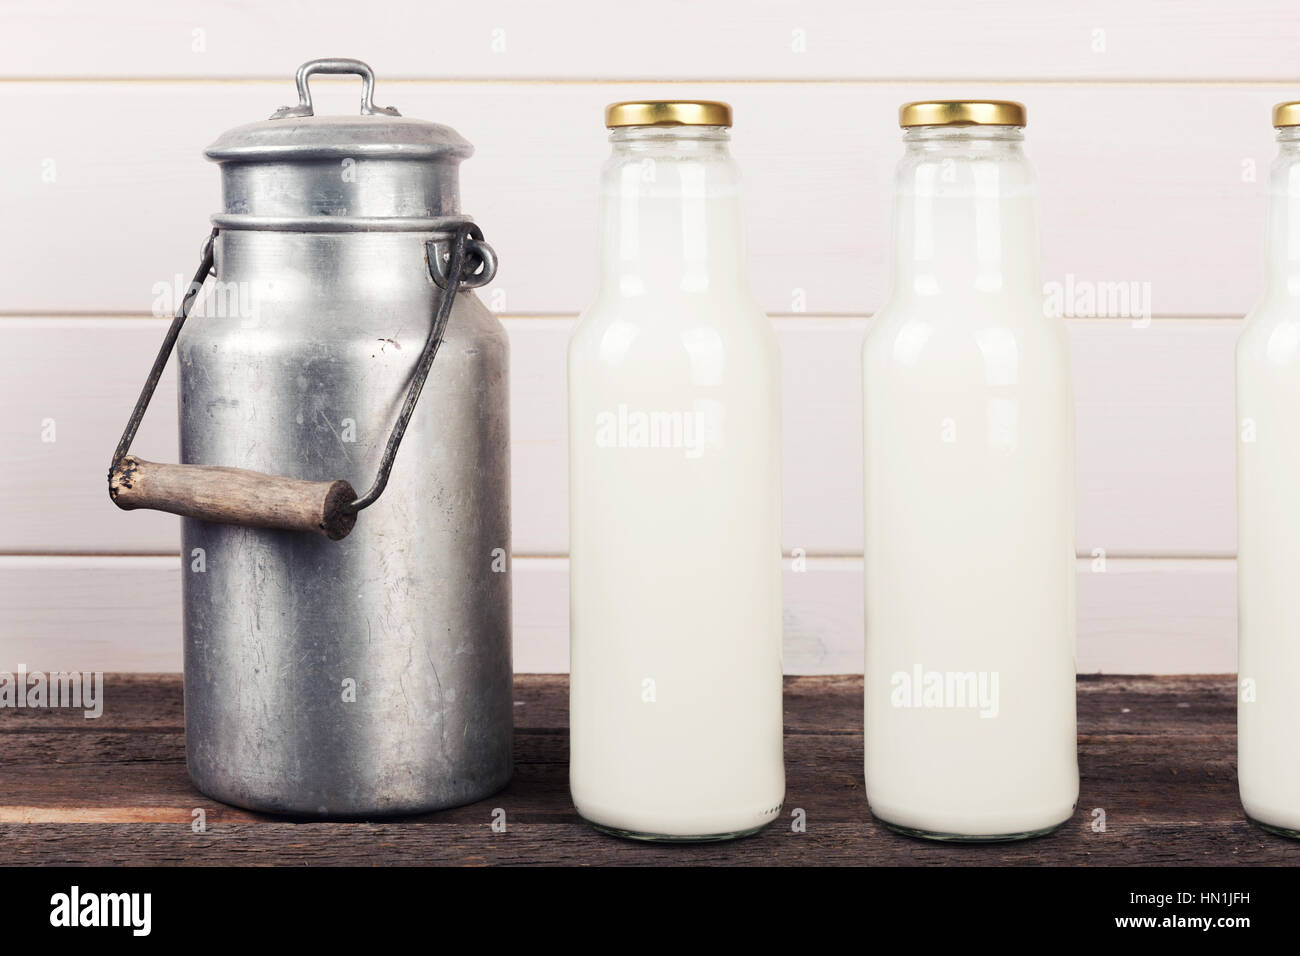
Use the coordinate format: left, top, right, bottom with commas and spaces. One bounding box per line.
2, 0, 1288, 673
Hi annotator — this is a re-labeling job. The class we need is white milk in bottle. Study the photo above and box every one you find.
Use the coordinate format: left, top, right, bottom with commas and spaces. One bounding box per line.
861, 101, 1078, 839
567, 101, 785, 840
1237, 101, 1300, 839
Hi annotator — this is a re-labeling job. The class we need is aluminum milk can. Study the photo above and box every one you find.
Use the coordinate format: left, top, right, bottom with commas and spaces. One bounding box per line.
107, 59, 513, 816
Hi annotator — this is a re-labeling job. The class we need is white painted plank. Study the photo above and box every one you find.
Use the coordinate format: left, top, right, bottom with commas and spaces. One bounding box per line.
1071, 319, 1239, 558
0, 316, 1239, 557
0, 555, 1234, 675
0, 556, 181, 673
0, 319, 183, 554
786, 556, 1238, 675
0, 82, 1281, 317
3, 1, 1299, 80
1075, 557, 1236, 675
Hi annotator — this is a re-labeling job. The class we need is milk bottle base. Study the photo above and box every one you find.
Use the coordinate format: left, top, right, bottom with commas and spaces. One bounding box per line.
1245, 816, 1300, 840
575, 798, 784, 843
870, 803, 1075, 843
587, 817, 779, 844
874, 815, 1070, 843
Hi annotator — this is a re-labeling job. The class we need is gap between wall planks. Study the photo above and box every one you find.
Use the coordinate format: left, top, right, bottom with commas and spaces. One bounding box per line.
0, 556, 1236, 676
0, 315, 1240, 557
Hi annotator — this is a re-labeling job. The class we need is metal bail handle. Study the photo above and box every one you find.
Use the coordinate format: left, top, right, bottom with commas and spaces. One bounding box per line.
271, 58, 401, 119
107, 223, 497, 541
345, 222, 496, 513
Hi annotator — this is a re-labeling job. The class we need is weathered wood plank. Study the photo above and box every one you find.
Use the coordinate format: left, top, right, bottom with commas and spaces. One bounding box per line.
0, 673, 1236, 733
0, 674, 1284, 865
1, 820, 1295, 867
0, 730, 1247, 822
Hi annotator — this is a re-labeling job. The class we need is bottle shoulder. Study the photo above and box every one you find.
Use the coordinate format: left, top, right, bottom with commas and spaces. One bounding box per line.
571, 299, 772, 341
568, 300, 777, 375
1241, 296, 1300, 329
860, 303, 1073, 400
1238, 297, 1300, 365
862, 302, 1067, 355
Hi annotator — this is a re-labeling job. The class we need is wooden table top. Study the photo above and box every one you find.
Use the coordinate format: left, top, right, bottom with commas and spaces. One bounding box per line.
1, 674, 1295, 866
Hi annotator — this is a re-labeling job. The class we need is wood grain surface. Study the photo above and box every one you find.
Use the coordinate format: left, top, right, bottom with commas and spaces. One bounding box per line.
0, 674, 1293, 866
109, 456, 359, 540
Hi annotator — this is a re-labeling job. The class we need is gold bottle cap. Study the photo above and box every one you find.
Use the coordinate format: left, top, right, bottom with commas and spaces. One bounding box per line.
899, 100, 1027, 128
604, 100, 733, 128
1273, 101, 1300, 127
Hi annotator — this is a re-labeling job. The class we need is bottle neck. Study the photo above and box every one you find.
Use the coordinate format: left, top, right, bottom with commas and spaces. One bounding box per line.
888, 125, 1040, 306
596, 125, 747, 296
1264, 129, 1300, 297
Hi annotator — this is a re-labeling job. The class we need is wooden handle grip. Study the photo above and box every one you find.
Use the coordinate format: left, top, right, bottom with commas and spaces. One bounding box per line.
109, 456, 358, 540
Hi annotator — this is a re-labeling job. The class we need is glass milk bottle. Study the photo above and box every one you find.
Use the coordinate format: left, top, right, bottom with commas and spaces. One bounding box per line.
568, 101, 785, 840
861, 101, 1078, 840
1236, 102, 1300, 839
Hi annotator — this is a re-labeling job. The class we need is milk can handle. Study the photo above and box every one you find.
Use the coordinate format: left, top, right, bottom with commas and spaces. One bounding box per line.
270, 58, 401, 119
107, 223, 497, 541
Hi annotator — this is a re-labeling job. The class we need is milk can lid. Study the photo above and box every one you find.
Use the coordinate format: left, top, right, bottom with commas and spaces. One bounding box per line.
204, 58, 472, 163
